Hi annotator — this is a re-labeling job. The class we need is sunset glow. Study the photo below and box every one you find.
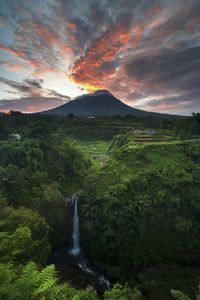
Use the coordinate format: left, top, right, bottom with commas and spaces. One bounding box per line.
0, 0, 200, 114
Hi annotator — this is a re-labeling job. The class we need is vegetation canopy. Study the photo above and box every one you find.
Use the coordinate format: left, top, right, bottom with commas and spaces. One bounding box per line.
0, 112, 199, 299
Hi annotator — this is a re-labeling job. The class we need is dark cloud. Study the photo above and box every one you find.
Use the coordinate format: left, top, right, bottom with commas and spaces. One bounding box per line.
0, 77, 35, 95
47, 89, 71, 101
124, 47, 200, 113
24, 78, 43, 88
0, 0, 200, 113
0, 77, 70, 104
146, 91, 200, 108
125, 47, 200, 85
140, 90, 200, 115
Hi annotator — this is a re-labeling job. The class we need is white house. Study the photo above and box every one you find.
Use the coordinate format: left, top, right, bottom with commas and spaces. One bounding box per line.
10, 133, 21, 140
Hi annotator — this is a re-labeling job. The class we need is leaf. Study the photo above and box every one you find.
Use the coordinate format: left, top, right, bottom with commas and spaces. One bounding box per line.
171, 289, 192, 300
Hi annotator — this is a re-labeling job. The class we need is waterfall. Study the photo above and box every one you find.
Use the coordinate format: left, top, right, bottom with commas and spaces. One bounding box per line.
71, 197, 80, 255
66, 192, 111, 290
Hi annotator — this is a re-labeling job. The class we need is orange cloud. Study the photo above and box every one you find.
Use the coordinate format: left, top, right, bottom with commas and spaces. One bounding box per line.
35, 25, 58, 44
129, 25, 144, 48
2, 62, 24, 72
0, 43, 39, 67
66, 22, 77, 30
33, 23, 73, 56
0, 44, 26, 58
70, 24, 144, 91
0, 42, 58, 77
104, 66, 141, 101
31, 64, 55, 77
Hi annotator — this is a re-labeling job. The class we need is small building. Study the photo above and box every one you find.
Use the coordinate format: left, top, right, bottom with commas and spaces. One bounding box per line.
10, 133, 21, 140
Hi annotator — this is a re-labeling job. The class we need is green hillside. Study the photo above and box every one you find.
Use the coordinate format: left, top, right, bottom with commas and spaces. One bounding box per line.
80, 137, 200, 299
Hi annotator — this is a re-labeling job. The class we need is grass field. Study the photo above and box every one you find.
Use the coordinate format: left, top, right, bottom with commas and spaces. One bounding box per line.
72, 138, 110, 167
83, 138, 200, 193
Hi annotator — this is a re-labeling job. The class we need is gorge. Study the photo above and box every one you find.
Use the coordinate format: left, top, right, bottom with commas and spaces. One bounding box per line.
50, 192, 111, 292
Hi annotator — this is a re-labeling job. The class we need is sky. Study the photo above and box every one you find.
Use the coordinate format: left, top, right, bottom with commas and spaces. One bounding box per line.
0, 0, 200, 115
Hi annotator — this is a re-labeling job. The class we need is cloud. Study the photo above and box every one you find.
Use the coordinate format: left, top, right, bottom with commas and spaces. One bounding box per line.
47, 89, 71, 101
123, 47, 200, 111
0, 97, 66, 113
66, 0, 200, 103
0, 13, 6, 26
0, 0, 200, 114
69, 23, 145, 91
0, 43, 56, 76
0, 76, 70, 101
0, 44, 26, 59
24, 78, 43, 88
0, 77, 37, 95
0, 60, 24, 72
66, 22, 77, 30
0, 77, 47, 98
140, 91, 200, 115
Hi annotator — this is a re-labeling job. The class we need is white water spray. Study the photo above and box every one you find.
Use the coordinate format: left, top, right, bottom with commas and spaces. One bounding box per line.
71, 197, 80, 255
67, 192, 111, 289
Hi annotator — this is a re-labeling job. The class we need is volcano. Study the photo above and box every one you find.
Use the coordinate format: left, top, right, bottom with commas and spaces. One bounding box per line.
41, 90, 177, 118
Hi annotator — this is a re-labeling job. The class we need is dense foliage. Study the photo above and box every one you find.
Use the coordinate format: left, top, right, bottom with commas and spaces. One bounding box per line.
81, 138, 200, 298
171, 278, 200, 300
0, 112, 199, 299
0, 130, 90, 248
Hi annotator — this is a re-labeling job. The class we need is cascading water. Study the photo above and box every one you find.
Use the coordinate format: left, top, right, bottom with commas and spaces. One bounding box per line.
64, 192, 111, 290
71, 197, 80, 255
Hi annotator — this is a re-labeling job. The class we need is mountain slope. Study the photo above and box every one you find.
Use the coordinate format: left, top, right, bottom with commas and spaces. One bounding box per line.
41, 90, 177, 118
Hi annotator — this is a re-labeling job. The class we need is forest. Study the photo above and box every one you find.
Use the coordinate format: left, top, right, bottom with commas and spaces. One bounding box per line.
0, 111, 200, 300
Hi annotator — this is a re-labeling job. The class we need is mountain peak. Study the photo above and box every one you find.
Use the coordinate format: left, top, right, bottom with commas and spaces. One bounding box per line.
91, 90, 113, 97
73, 89, 114, 102
41, 89, 176, 118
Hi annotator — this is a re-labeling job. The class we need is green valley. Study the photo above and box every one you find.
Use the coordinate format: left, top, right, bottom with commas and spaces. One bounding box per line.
0, 112, 200, 300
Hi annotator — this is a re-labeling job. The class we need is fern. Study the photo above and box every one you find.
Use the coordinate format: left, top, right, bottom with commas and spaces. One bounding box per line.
33, 264, 64, 300
36, 278, 55, 294
20, 261, 39, 282
171, 289, 192, 300
21, 262, 37, 276
197, 284, 200, 300
50, 284, 65, 297
38, 264, 57, 284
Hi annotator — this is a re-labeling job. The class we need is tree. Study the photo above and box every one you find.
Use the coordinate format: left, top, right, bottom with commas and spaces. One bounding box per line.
0, 262, 98, 300
68, 113, 74, 120
104, 284, 141, 300
0, 263, 67, 300
0, 207, 50, 264
171, 277, 200, 300
0, 226, 33, 264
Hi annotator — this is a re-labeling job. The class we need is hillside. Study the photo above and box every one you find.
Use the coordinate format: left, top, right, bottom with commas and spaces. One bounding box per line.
41, 90, 178, 118
81, 137, 200, 299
